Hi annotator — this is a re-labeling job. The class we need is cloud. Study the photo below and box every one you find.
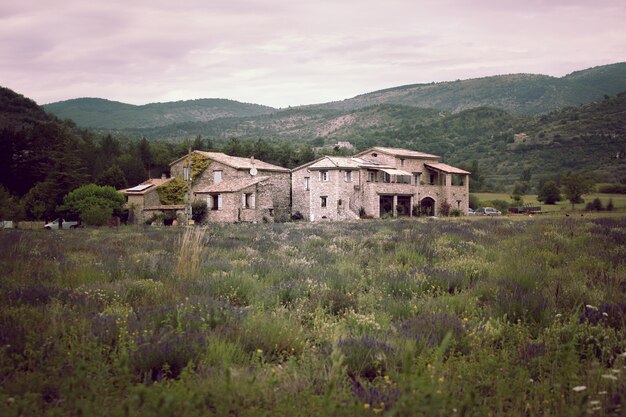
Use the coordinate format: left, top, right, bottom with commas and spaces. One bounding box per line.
1, 0, 624, 107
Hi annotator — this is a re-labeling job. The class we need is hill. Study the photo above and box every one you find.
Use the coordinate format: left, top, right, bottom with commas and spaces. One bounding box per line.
0, 86, 52, 128
43, 97, 277, 129
309, 62, 626, 115
43, 63, 626, 131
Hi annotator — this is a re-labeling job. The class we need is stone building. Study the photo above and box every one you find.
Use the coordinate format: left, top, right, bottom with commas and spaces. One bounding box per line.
169, 151, 291, 223
292, 147, 470, 221
120, 177, 185, 225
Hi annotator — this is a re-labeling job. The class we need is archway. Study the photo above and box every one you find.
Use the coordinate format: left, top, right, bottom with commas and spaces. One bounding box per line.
420, 197, 435, 216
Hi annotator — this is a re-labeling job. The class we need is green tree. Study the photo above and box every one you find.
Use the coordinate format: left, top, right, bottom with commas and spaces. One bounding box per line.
562, 174, 594, 209
96, 165, 128, 190
537, 181, 562, 204
61, 184, 125, 225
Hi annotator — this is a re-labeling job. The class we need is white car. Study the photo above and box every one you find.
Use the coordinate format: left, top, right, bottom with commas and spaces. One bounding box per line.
44, 218, 82, 229
474, 207, 502, 216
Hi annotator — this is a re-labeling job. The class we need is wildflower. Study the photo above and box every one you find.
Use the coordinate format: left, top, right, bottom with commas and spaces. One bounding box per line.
363, 403, 370, 409
384, 375, 392, 384
256, 349, 263, 354
601, 374, 618, 381
572, 386, 587, 392
586, 304, 598, 310
590, 401, 601, 406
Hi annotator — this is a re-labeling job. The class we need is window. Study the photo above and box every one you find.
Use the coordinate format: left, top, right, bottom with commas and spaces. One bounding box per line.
400, 158, 405, 167
430, 173, 436, 185
242, 193, 255, 209
367, 171, 376, 182
383, 172, 391, 183
321, 196, 327, 208
213, 170, 223, 184
397, 175, 411, 184
345, 170, 352, 182
320, 170, 329, 181
208, 194, 222, 211
413, 173, 421, 186
304, 176, 310, 190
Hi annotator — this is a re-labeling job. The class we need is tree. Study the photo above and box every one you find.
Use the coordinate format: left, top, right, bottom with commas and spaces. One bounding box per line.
61, 184, 125, 225
96, 165, 128, 190
537, 181, 562, 204
562, 174, 594, 209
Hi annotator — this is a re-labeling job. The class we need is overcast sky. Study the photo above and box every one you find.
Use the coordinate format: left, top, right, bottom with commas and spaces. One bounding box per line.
1, 0, 625, 108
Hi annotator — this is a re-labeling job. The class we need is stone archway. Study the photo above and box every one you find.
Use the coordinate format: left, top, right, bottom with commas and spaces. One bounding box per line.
420, 197, 435, 216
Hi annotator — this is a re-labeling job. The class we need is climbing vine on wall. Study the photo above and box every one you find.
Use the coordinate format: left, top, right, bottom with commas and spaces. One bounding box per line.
190, 153, 211, 181
157, 177, 188, 205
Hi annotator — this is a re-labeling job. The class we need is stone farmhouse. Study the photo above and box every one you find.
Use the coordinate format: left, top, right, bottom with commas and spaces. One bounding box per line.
170, 151, 291, 223
122, 146, 469, 224
122, 151, 290, 224
291, 147, 470, 221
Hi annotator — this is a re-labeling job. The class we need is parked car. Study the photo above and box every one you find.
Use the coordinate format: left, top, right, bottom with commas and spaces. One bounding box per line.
44, 219, 82, 229
467, 208, 476, 216
474, 207, 502, 216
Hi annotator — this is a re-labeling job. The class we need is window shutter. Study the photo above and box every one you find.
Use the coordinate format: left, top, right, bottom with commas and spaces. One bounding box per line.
217, 194, 223, 210
251, 193, 256, 209
242, 193, 246, 208
207, 196, 212, 209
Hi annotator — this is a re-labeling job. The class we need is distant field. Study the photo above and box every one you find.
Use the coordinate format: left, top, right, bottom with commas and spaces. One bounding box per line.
474, 191, 626, 213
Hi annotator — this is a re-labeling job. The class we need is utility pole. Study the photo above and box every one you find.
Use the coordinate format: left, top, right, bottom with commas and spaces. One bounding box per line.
183, 145, 193, 225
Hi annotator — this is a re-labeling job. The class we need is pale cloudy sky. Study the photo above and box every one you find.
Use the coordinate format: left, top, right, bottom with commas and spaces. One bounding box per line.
1, 0, 624, 108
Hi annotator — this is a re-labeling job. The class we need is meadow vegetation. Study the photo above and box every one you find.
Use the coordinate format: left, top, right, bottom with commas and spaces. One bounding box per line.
1, 216, 625, 416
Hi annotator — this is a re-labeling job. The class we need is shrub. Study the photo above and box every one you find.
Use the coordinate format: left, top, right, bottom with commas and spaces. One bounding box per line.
607, 198, 614, 211
61, 183, 125, 222
191, 200, 207, 223
597, 184, 626, 194
439, 200, 451, 216
80, 205, 113, 226
469, 194, 480, 210
449, 208, 462, 217
398, 311, 469, 354
585, 198, 603, 211
339, 335, 393, 380
537, 180, 562, 204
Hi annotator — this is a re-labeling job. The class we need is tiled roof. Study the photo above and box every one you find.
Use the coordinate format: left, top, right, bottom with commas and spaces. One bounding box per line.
120, 177, 173, 195
356, 147, 440, 159
170, 151, 289, 172
294, 156, 393, 172
194, 176, 270, 193
425, 162, 470, 175
308, 156, 361, 169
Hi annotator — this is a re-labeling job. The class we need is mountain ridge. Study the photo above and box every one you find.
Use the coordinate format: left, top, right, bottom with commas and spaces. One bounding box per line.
43, 62, 626, 130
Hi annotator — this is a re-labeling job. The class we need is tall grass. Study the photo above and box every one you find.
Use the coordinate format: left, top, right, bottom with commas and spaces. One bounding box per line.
175, 226, 209, 280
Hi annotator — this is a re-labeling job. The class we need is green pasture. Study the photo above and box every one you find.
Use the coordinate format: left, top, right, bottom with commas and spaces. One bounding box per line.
474, 191, 626, 213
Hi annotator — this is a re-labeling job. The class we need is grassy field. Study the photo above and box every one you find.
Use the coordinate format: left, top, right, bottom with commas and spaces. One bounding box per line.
474, 191, 626, 213
1, 217, 625, 416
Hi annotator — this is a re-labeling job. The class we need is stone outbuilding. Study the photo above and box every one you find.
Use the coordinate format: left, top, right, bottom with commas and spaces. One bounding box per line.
120, 177, 185, 225
291, 147, 470, 221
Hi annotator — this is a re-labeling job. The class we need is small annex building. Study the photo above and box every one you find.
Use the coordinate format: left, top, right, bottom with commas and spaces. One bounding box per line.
120, 177, 185, 225
291, 146, 470, 221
